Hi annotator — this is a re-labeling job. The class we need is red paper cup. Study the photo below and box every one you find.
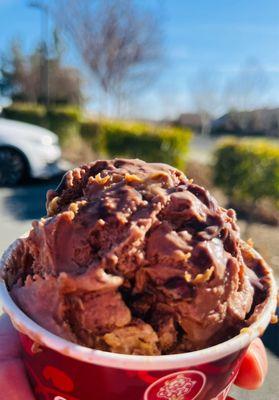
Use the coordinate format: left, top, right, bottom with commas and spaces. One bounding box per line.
0, 239, 277, 400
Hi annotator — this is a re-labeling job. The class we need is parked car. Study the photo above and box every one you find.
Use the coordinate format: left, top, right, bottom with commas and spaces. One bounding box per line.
0, 118, 62, 186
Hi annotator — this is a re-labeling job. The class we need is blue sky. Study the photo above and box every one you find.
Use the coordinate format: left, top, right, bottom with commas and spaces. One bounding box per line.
0, 0, 279, 119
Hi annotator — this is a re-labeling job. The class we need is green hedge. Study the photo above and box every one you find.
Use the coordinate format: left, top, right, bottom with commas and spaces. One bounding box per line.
46, 106, 81, 146
214, 138, 279, 203
80, 120, 192, 169
2, 102, 46, 127
80, 120, 105, 155
2, 104, 192, 168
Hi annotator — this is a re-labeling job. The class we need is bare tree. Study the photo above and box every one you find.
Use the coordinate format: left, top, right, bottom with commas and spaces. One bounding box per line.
223, 60, 270, 131
0, 39, 83, 105
189, 71, 221, 135
53, 0, 163, 115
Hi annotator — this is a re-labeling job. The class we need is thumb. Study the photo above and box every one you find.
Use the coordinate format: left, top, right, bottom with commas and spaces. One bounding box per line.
234, 338, 267, 390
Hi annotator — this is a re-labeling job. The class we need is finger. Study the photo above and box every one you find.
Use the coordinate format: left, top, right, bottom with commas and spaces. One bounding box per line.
0, 359, 35, 400
0, 314, 35, 400
234, 338, 267, 390
0, 314, 21, 359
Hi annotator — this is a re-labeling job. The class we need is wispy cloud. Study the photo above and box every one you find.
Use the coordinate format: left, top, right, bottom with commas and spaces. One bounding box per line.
0, 0, 17, 6
199, 22, 279, 34
170, 22, 279, 38
167, 47, 190, 62
216, 64, 279, 74
264, 65, 279, 73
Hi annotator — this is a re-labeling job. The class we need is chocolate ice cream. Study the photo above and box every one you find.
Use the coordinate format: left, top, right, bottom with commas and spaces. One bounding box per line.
3, 159, 272, 355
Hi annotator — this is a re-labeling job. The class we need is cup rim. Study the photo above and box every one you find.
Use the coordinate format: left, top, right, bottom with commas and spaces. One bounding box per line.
0, 239, 277, 371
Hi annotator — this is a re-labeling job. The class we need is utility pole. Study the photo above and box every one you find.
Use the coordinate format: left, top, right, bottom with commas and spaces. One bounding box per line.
28, 1, 49, 106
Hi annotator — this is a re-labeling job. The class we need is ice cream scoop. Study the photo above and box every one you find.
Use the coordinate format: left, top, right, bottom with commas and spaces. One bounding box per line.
3, 159, 272, 355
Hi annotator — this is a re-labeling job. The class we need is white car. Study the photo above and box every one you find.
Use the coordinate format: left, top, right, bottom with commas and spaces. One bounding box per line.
0, 118, 62, 186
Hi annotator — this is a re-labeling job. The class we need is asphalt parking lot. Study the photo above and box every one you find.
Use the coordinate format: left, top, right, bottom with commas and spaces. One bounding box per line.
0, 176, 278, 399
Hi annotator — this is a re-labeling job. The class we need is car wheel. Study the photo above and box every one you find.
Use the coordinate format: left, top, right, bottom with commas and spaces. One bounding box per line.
0, 147, 28, 186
